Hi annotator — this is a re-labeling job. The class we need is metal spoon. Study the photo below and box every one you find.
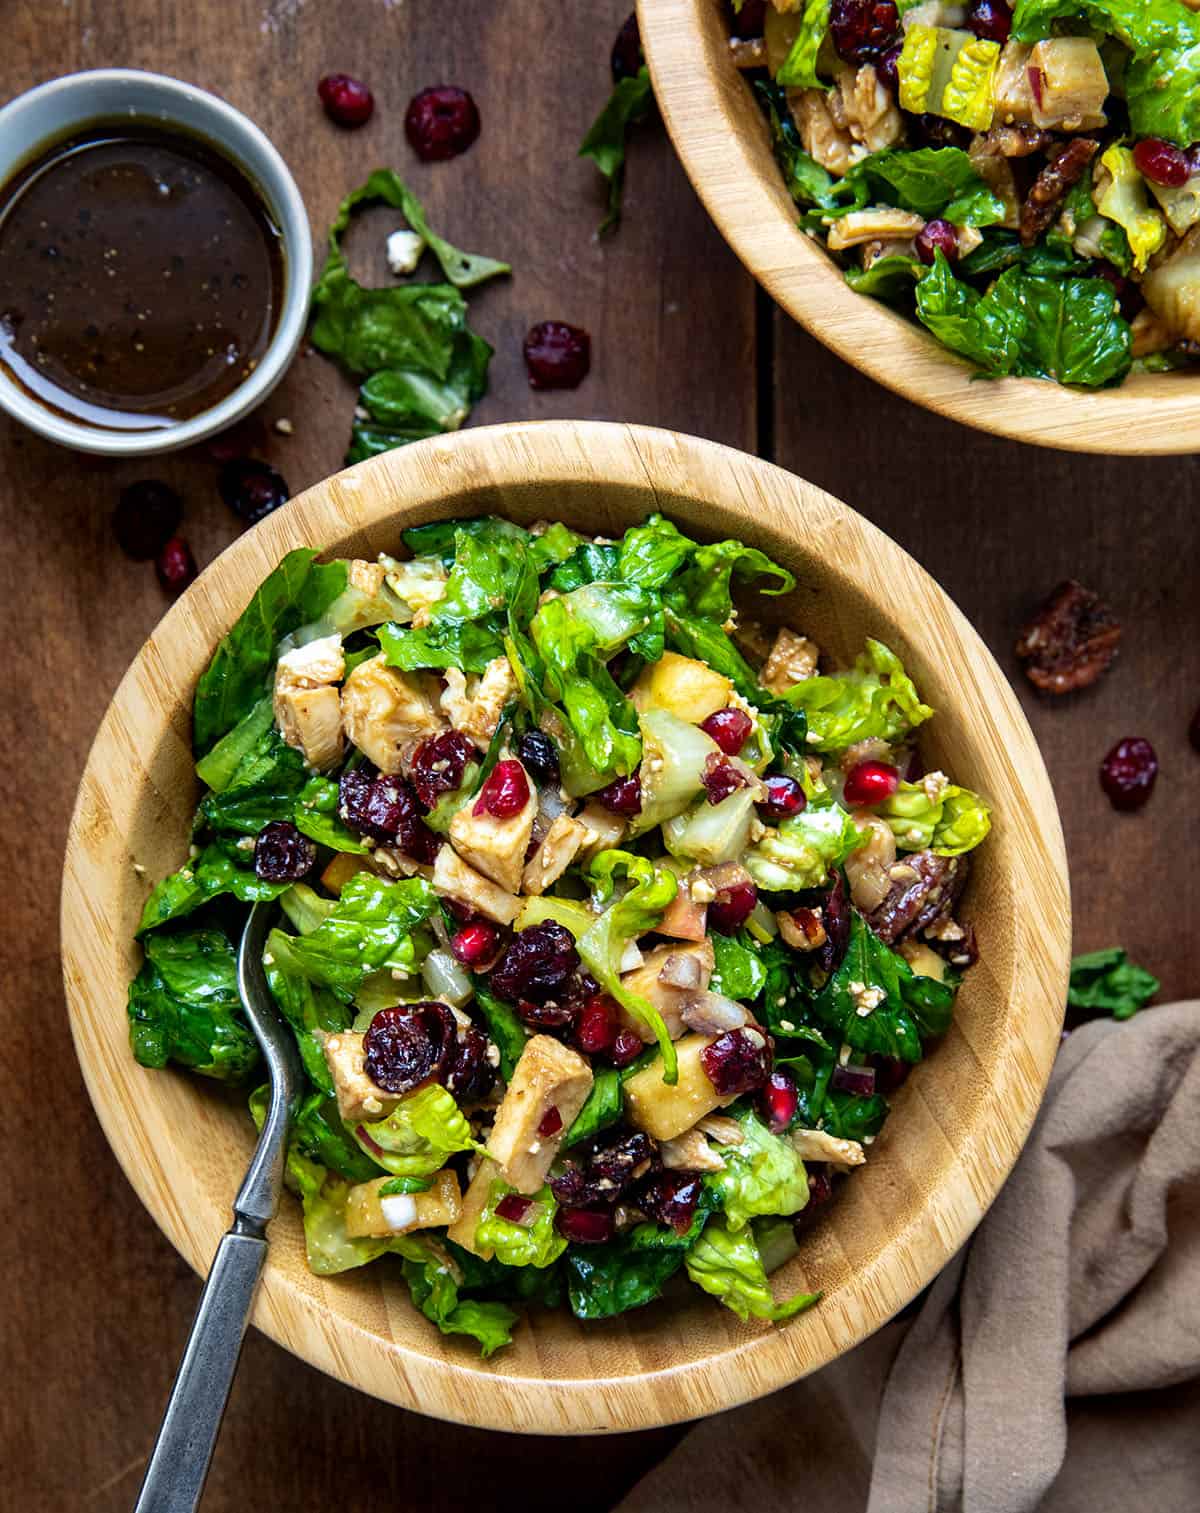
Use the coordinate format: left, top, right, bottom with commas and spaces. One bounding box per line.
133, 901, 303, 1513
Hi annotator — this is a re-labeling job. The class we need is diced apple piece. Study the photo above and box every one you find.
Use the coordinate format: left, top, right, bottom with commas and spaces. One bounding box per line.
617, 940, 716, 1044
320, 853, 372, 896
663, 788, 757, 867
486, 1035, 593, 1194
576, 800, 627, 861
630, 651, 733, 724
445, 1158, 501, 1258
448, 763, 536, 894
344, 1168, 463, 1238
899, 940, 948, 981
656, 870, 709, 941
623, 1032, 737, 1141
1028, 38, 1108, 131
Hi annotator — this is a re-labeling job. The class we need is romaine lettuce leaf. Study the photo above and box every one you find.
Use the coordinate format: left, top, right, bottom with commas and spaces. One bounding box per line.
566, 1239, 686, 1320
663, 538, 794, 626
198, 727, 307, 837
877, 779, 992, 855
378, 616, 506, 674
776, 0, 831, 89
706, 1109, 810, 1231
743, 803, 864, 891
779, 638, 933, 751
394, 1238, 517, 1357
709, 933, 768, 1003
194, 697, 274, 793
664, 605, 763, 702
915, 250, 1022, 373
137, 841, 289, 934
284, 873, 436, 998
469, 979, 529, 1082
127, 927, 258, 1082
548, 542, 620, 592
476, 1181, 567, 1268
852, 147, 1008, 226
821, 1086, 891, 1142
292, 775, 370, 854
251, 1084, 379, 1182
262, 928, 353, 1092
354, 1084, 476, 1177
1068, 947, 1160, 1020
845, 255, 924, 301
758, 81, 841, 209
562, 1065, 624, 1148
578, 65, 655, 233
685, 1216, 820, 1322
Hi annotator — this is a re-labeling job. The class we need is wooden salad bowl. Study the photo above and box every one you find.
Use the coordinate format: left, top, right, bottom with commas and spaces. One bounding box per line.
638, 0, 1200, 455
61, 421, 1070, 1431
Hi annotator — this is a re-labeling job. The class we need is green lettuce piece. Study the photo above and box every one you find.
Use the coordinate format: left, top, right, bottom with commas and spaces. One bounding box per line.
851, 146, 1007, 226
915, 250, 1022, 373
743, 803, 864, 892
706, 1109, 810, 1231
685, 1216, 820, 1323
354, 1085, 477, 1176
436, 525, 539, 628
128, 927, 258, 1082
378, 616, 506, 674
476, 1182, 567, 1268
664, 539, 794, 627
279, 882, 336, 936
821, 1086, 891, 1142
846, 255, 924, 301
198, 728, 307, 837
579, 851, 680, 1081
617, 514, 698, 588
579, 65, 655, 233
757, 81, 841, 209
877, 779, 992, 855
469, 980, 529, 1082
285, 873, 436, 998
137, 841, 289, 934
292, 775, 370, 854
251, 1084, 379, 1183
1068, 947, 1160, 1020
394, 1238, 517, 1357
349, 331, 492, 460
709, 933, 768, 1003
562, 1065, 623, 1148
194, 697, 274, 792
664, 605, 763, 702
548, 542, 621, 591
193, 550, 348, 754
777, 0, 832, 89
566, 1239, 686, 1320
779, 638, 932, 751
401, 516, 525, 565
262, 929, 353, 1092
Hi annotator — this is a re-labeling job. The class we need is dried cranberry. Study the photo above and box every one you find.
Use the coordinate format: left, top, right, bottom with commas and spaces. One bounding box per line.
1133, 138, 1191, 189
363, 1001, 456, 1094
701, 707, 753, 755
967, 0, 1011, 43
1015, 580, 1121, 694
708, 880, 758, 935
596, 773, 642, 816
701, 1026, 772, 1096
394, 786, 441, 863
1190, 705, 1200, 753
496, 1194, 535, 1225
155, 537, 197, 594
843, 760, 900, 806
877, 43, 903, 92
915, 219, 959, 266
404, 85, 480, 162
538, 1106, 564, 1138
446, 1025, 496, 1102
760, 1069, 799, 1133
759, 773, 806, 820
411, 730, 476, 809
702, 755, 749, 805
610, 1028, 644, 1067
1099, 737, 1158, 812
450, 921, 501, 968
729, 0, 767, 37
523, 321, 591, 390
517, 997, 579, 1032
611, 12, 642, 82
474, 759, 531, 818
556, 1207, 615, 1244
814, 872, 851, 977
491, 921, 580, 1004
338, 768, 440, 862
830, 0, 899, 63
589, 1129, 658, 1192
637, 1170, 703, 1235
114, 479, 182, 560
218, 458, 290, 524
912, 113, 971, 150
317, 72, 374, 128
576, 994, 618, 1055
549, 1164, 594, 1207
516, 729, 560, 786
253, 820, 316, 882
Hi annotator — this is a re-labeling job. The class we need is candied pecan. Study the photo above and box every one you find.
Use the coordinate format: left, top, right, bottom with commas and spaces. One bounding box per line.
924, 916, 980, 971
1019, 138, 1099, 247
1015, 579, 1121, 694
865, 851, 968, 945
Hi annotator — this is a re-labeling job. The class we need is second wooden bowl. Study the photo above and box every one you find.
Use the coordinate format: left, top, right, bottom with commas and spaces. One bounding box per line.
61, 421, 1070, 1431
638, 0, 1200, 455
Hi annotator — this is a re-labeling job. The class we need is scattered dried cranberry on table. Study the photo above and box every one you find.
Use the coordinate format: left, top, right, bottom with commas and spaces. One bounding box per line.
217, 458, 291, 524
404, 85, 480, 161
523, 321, 591, 390
1099, 738, 1158, 812
154, 537, 197, 595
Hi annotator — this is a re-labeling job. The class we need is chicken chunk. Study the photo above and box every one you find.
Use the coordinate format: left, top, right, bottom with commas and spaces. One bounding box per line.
617, 939, 717, 1044
788, 87, 864, 177
276, 633, 346, 689
833, 63, 905, 155
827, 207, 926, 251
759, 627, 820, 695
448, 761, 536, 894
575, 801, 627, 860
445, 1157, 501, 1258
486, 1036, 593, 1194
993, 42, 1038, 128
321, 1031, 400, 1125
432, 844, 523, 925
623, 1033, 740, 1142
381, 555, 449, 624
273, 633, 346, 770
440, 656, 519, 750
660, 1126, 726, 1173
344, 1169, 462, 1239
521, 813, 588, 896
791, 1128, 867, 1168
340, 653, 443, 774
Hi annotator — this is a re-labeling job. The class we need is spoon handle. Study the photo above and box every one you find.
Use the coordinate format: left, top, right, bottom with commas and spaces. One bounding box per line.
132, 1227, 267, 1513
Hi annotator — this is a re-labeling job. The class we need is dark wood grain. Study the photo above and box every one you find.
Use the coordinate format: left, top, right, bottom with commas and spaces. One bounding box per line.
0, 2, 751, 1506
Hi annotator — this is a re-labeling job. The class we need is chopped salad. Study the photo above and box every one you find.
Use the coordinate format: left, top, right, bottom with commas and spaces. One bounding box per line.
728, 0, 1200, 386
127, 513, 990, 1355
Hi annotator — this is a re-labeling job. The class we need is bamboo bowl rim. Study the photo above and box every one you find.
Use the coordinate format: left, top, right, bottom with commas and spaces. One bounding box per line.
61, 420, 1070, 1432
637, 0, 1200, 455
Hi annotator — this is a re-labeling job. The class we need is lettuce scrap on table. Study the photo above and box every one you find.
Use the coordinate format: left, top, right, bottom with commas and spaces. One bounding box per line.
737, 0, 1200, 385
127, 511, 990, 1355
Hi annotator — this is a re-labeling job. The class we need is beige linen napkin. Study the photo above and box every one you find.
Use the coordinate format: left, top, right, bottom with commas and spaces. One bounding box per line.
617, 1001, 1200, 1513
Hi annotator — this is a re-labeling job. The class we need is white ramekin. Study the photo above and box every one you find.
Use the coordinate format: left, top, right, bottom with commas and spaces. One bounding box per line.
0, 69, 312, 456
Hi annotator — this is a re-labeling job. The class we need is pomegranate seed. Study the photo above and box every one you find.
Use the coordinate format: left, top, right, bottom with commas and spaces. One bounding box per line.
317, 73, 374, 128
701, 1026, 772, 1096
915, 219, 959, 266
1190, 705, 1200, 753
1133, 138, 1191, 188
611, 12, 642, 82
218, 458, 290, 523
155, 537, 197, 594
759, 773, 806, 820
523, 321, 591, 390
496, 1194, 535, 1225
967, 0, 1011, 42
1099, 737, 1158, 811
610, 1028, 644, 1067
830, 0, 899, 63
450, 921, 501, 968
730, 0, 767, 37
843, 760, 900, 807
405, 85, 480, 162
596, 773, 642, 816
113, 479, 182, 560
474, 759, 531, 818
702, 757, 748, 805
877, 42, 903, 92
760, 1069, 798, 1133
577, 994, 617, 1055
708, 881, 757, 935
538, 1106, 563, 1138
701, 707, 753, 755
556, 1207, 615, 1244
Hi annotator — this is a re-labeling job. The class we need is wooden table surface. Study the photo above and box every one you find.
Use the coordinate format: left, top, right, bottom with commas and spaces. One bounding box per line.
4, 2, 1196, 1508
